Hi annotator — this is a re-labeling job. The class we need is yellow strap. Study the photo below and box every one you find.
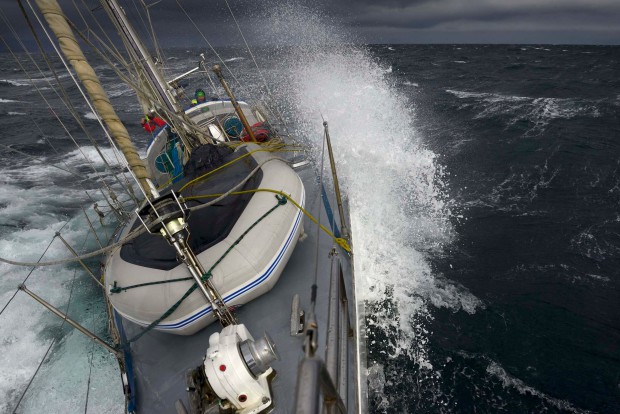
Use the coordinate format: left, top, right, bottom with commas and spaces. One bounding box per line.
155, 142, 306, 192
185, 188, 352, 253
178, 144, 300, 192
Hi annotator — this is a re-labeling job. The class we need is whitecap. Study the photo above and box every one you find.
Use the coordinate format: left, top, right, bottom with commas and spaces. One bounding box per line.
64, 145, 126, 169
486, 361, 590, 413
0, 213, 124, 413
224, 57, 245, 62
83, 111, 100, 121
446, 89, 601, 135
0, 79, 27, 86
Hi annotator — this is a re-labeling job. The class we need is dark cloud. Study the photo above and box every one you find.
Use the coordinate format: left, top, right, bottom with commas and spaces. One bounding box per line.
1, 0, 619, 49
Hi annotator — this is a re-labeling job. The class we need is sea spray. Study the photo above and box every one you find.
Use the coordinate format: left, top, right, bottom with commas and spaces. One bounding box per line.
259, 2, 483, 406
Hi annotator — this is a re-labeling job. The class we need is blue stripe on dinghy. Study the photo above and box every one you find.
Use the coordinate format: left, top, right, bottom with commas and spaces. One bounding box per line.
155, 193, 305, 330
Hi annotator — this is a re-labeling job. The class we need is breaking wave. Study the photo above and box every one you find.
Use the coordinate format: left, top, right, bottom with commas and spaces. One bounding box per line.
0, 79, 28, 87
446, 89, 602, 135
0, 141, 129, 412
485, 361, 591, 413
83, 111, 100, 121
264, 2, 482, 375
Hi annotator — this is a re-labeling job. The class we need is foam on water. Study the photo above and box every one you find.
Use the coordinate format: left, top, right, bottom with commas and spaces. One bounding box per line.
485, 362, 591, 413
0, 79, 28, 86
83, 111, 100, 121
64, 145, 126, 169
446, 89, 602, 136
0, 219, 101, 411
264, 3, 482, 366
0, 147, 126, 412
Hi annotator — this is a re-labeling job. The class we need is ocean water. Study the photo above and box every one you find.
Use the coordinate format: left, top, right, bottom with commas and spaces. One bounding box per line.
366, 44, 620, 414
1, 12, 619, 414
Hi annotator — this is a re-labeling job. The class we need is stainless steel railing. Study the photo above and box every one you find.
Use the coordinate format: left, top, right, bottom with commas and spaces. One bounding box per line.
294, 253, 352, 414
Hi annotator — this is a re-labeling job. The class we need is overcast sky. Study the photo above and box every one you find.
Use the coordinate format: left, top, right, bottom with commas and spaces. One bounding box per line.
1, 0, 619, 49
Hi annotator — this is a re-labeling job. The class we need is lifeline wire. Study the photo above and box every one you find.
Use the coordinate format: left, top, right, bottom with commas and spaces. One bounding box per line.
0, 221, 68, 316
10, 228, 90, 414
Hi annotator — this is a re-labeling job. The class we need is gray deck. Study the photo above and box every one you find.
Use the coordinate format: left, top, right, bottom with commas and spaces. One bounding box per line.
118, 165, 359, 413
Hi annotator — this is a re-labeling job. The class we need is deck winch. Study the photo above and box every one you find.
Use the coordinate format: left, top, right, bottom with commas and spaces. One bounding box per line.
186, 324, 278, 413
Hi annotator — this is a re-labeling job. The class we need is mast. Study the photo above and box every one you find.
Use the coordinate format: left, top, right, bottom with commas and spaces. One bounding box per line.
33, 0, 154, 198
102, 0, 181, 115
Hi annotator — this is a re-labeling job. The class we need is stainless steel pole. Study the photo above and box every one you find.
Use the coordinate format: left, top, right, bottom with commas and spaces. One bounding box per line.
18, 284, 119, 356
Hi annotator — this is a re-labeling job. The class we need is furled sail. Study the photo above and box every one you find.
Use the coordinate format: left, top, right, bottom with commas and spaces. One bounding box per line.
34, 0, 153, 197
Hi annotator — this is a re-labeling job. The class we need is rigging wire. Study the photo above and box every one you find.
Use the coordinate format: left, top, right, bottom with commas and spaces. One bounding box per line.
130, 0, 155, 52
83, 271, 102, 414
18, 1, 137, 202
84, 335, 95, 414
138, 0, 168, 79
12, 339, 56, 413
175, 0, 247, 90
7, 4, 138, 205
23, 0, 152, 203
74, 0, 129, 68
221, 0, 289, 133
0, 36, 125, 211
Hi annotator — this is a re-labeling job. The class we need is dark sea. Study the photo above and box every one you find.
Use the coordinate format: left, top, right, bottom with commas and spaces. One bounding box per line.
364, 44, 620, 414
0, 37, 619, 414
